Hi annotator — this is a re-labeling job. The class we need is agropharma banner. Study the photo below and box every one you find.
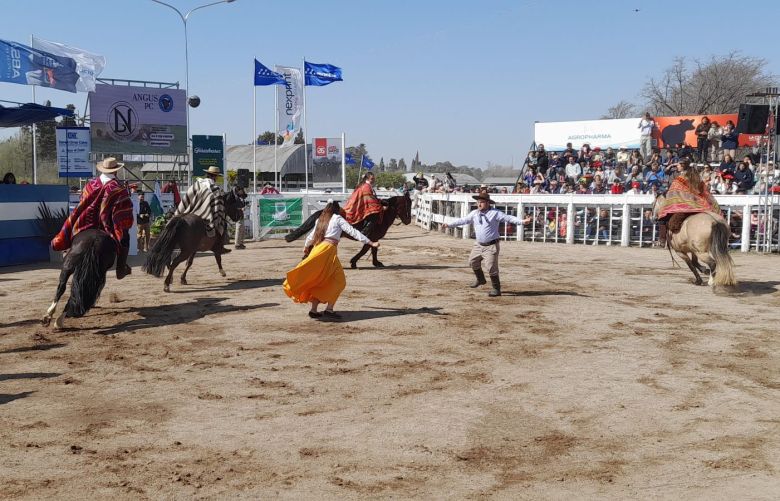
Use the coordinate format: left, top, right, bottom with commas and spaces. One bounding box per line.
89, 84, 187, 154
534, 119, 641, 151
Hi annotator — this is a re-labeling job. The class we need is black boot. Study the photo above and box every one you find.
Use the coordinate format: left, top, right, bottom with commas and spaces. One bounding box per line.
488, 275, 501, 297
470, 268, 487, 288
116, 245, 131, 280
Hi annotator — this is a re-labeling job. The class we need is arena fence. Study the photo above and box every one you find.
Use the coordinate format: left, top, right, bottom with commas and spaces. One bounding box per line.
413, 193, 780, 253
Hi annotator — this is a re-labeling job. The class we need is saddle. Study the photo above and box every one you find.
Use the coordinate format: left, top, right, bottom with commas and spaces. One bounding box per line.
667, 213, 691, 234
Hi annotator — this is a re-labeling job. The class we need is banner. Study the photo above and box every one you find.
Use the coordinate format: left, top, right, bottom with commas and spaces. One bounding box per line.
311, 137, 343, 188
32, 37, 105, 92
89, 84, 187, 154
654, 114, 760, 148
304, 61, 343, 86
56, 127, 91, 177
258, 197, 303, 229
192, 135, 224, 177
254, 59, 285, 86
0, 38, 80, 92
276, 66, 303, 147
534, 118, 641, 150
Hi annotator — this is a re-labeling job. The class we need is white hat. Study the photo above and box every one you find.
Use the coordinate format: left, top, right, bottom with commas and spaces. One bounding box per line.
97, 157, 124, 173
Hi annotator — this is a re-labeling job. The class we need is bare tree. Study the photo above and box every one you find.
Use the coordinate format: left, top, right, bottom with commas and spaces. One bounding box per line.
601, 100, 638, 119
642, 52, 775, 116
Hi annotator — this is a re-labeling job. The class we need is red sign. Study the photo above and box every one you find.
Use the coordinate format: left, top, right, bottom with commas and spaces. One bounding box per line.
654, 113, 762, 148
314, 137, 327, 157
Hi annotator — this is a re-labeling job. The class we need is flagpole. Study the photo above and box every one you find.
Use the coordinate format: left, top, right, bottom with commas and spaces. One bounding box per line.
302, 57, 309, 193
274, 63, 278, 191
30, 34, 38, 184
341, 132, 346, 194
357, 153, 363, 186
253, 61, 257, 194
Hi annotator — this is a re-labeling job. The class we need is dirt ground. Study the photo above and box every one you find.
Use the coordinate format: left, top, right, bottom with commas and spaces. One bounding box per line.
1, 224, 778, 500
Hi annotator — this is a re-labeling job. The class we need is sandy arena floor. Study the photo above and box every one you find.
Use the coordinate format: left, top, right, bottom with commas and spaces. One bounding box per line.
1, 224, 778, 499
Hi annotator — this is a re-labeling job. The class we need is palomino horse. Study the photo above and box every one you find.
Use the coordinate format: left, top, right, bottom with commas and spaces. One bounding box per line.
41, 229, 116, 329
652, 195, 736, 286
285, 191, 412, 268
143, 187, 245, 292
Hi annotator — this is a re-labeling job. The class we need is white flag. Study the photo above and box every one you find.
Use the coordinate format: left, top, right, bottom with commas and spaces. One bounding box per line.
275, 66, 303, 148
32, 37, 105, 92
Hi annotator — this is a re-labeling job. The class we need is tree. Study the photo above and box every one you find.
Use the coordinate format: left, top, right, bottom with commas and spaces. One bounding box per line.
642, 53, 776, 115
294, 129, 304, 144
257, 130, 283, 145
388, 158, 398, 171
60, 104, 78, 128
398, 158, 407, 172
36, 101, 57, 160
601, 100, 637, 119
379, 157, 385, 171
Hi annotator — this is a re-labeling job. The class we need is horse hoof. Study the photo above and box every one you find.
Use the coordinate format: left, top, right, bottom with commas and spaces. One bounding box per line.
164, 285, 171, 293
350, 262, 357, 269
220, 270, 227, 277
41, 316, 51, 327
373, 262, 385, 268
180, 279, 188, 285
53, 318, 64, 330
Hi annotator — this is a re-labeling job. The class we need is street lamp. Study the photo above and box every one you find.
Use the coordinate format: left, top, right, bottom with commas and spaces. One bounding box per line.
150, 0, 236, 186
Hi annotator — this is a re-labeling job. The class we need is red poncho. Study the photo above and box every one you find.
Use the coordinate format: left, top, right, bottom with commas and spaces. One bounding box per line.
343, 182, 383, 225
658, 176, 720, 220
52, 176, 134, 251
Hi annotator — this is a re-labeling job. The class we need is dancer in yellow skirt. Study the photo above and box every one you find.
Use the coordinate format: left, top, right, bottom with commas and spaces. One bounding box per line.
284, 200, 379, 319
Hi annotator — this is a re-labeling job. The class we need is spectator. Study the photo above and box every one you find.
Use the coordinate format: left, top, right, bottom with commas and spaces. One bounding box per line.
575, 178, 590, 194
578, 143, 593, 163
628, 181, 642, 195
677, 142, 694, 160
638, 112, 656, 160
701, 164, 716, 189
608, 163, 627, 187
708, 121, 723, 161
536, 144, 549, 175
720, 154, 736, 175
591, 175, 607, 194
643, 152, 661, 175
136, 192, 152, 252
717, 173, 737, 194
604, 147, 616, 163
720, 121, 738, 159
412, 171, 429, 191
526, 150, 538, 169
734, 161, 755, 194
695, 116, 711, 161
629, 150, 643, 166
645, 162, 665, 186
625, 165, 644, 190
562, 142, 577, 160
565, 155, 581, 182
742, 155, 755, 173
3, 172, 16, 184
530, 179, 546, 194
617, 146, 630, 164
260, 182, 280, 194
548, 178, 561, 194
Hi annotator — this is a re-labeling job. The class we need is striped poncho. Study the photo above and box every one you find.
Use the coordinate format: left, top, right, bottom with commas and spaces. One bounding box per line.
52, 176, 133, 251
343, 182, 383, 225
658, 176, 720, 219
173, 178, 226, 237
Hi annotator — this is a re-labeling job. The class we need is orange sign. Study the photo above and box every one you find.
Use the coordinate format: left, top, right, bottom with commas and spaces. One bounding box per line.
653, 113, 760, 148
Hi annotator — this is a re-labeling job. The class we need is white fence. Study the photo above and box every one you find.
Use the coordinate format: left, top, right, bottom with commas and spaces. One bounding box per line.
414, 193, 780, 253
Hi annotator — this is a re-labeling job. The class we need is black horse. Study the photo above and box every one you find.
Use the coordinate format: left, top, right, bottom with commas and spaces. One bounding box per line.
143, 187, 245, 292
285, 192, 412, 268
42, 229, 117, 329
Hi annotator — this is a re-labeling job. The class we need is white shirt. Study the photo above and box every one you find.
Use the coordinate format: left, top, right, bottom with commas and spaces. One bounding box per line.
304, 214, 372, 247
639, 118, 655, 136
99, 173, 116, 184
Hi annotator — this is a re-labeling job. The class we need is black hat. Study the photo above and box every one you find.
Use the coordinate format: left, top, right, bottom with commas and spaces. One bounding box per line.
472, 189, 494, 203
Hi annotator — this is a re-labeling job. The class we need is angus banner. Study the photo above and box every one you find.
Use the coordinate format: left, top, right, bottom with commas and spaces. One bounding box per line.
192, 135, 224, 177
89, 84, 187, 154
258, 197, 303, 229
276, 66, 303, 148
311, 137, 343, 188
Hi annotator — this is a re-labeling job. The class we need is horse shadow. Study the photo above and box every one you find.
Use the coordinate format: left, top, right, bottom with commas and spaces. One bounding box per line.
351, 264, 463, 271
319, 306, 445, 323
93, 297, 279, 336
0, 318, 44, 329
0, 343, 66, 355
715, 280, 780, 297
500, 290, 587, 297
0, 391, 35, 405
170, 279, 283, 293
0, 372, 61, 382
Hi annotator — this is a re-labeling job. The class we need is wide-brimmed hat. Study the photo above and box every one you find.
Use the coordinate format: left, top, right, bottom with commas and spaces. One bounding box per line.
205, 166, 221, 176
97, 157, 124, 173
472, 189, 494, 203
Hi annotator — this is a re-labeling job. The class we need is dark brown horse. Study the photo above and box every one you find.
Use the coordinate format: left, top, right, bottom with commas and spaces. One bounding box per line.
143, 187, 245, 292
285, 192, 412, 268
42, 229, 116, 329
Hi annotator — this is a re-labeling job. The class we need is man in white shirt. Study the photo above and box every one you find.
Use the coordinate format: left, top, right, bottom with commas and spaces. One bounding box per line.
638, 112, 656, 161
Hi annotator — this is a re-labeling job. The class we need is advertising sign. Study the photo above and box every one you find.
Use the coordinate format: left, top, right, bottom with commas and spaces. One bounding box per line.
534, 119, 641, 150
654, 114, 760, 148
258, 197, 303, 229
89, 84, 187, 154
311, 137, 343, 188
276, 66, 303, 147
56, 127, 91, 177
192, 135, 224, 177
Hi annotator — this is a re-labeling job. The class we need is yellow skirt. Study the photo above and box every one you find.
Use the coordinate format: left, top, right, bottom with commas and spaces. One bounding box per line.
283, 241, 346, 305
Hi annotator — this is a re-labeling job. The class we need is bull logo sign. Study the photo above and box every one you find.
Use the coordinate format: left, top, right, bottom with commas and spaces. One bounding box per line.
107, 101, 139, 142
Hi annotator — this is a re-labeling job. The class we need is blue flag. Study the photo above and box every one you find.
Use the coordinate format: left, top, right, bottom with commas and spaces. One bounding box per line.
0, 38, 80, 92
362, 155, 375, 170
254, 59, 286, 86
345, 153, 356, 165
304, 61, 343, 86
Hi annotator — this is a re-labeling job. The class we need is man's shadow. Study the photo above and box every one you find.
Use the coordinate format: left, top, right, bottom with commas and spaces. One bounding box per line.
319, 306, 445, 323
500, 290, 587, 297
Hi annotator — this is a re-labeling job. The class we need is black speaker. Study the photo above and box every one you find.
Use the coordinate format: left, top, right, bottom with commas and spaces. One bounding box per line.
736, 104, 770, 134
236, 168, 249, 188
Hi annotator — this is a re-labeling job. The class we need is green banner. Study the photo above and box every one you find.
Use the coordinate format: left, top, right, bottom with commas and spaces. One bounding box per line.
192, 135, 224, 177
259, 197, 303, 228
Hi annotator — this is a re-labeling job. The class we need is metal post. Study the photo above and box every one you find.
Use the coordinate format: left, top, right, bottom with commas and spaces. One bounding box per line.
621, 199, 631, 247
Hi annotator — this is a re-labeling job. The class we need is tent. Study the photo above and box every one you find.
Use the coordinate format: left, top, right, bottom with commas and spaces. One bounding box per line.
0, 102, 74, 128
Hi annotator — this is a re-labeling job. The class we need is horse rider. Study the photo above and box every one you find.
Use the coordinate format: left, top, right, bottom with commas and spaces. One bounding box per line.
657, 158, 721, 241
51, 157, 134, 279
343, 171, 385, 236
173, 165, 231, 254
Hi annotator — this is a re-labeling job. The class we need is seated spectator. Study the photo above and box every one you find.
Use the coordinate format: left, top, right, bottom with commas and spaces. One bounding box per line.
646, 180, 662, 195
625, 165, 644, 190
629, 150, 643, 165
742, 155, 755, 172
565, 156, 582, 182
548, 178, 562, 194
645, 162, 665, 186
617, 146, 630, 164
591, 175, 607, 194
628, 181, 642, 195
530, 178, 547, 194
526, 150, 538, 169
677, 142, 694, 160
563, 182, 575, 194
608, 163, 627, 187
643, 152, 661, 175
717, 173, 737, 194
260, 182, 280, 194
575, 178, 590, 194
700, 163, 715, 188
734, 161, 755, 194
413, 171, 429, 191
579, 143, 593, 163
720, 154, 736, 175
3, 172, 16, 184
604, 147, 616, 162
548, 152, 562, 172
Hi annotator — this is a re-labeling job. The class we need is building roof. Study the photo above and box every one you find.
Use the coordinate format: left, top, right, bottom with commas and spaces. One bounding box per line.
482, 176, 519, 185
140, 144, 307, 176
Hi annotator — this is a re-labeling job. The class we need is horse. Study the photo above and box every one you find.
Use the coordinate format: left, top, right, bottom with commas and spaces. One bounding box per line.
41, 229, 116, 330
285, 191, 412, 268
143, 187, 245, 292
652, 194, 736, 287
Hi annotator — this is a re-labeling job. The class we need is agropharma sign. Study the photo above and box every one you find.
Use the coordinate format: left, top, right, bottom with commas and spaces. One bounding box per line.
89, 84, 187, 154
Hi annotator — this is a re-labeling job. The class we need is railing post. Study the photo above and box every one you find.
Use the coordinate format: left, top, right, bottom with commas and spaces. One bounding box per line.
251, 194, 259, 241
621, 200, 631, 247
741, 203, 751, 253
517, 201, 523, 241
566, 200, 575, 244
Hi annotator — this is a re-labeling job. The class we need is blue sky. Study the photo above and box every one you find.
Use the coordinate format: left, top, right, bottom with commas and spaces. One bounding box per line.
2, 0, 779, 168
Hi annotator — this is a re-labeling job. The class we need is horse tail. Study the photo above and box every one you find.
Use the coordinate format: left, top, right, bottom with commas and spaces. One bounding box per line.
65, 239, 107, 317
284, 210, 322, 242
711, 220, 737, 286
143, 217, 186, 277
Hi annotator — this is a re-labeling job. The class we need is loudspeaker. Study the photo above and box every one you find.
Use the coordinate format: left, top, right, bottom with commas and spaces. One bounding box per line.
236, 168, 249, 189
736, 104, 770, 134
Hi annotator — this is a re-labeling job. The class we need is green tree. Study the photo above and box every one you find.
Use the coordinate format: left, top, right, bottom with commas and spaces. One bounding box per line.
375, 171, 406, 189
257, 130, 284, 145
36, 101, 57, 160
60, 104, 78, 127
379, 157, 385, 171
294, 129, 304, 144
398, 158, 407, 172
388, 158, 398, 171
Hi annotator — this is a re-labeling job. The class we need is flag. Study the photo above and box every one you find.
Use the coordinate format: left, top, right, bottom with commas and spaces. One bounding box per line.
361, 155, 375, 170
0, 38, 80, 92
275, 66, 303, 147
345, 153, 356, 165
150, 181, 164, 219
304, 61, 343, 86
31, 37, 105, 92
254, 59, 285, 86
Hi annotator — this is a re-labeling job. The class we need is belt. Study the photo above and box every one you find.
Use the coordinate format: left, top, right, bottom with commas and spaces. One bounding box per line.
478, 239, 499, 246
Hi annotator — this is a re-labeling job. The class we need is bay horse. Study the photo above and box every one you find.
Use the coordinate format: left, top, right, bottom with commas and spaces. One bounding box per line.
41, 229, 116, 330
143, 187, 245, 292
652, 194, 736, 286
285, 191, 412, 268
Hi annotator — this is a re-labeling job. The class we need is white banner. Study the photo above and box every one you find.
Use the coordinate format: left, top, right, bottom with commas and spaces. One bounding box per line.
56, 127, 92, 177
32, 37, 105, 93
534, 118, 642, 151
276, 66, 303, 148
312, 137, 342, 188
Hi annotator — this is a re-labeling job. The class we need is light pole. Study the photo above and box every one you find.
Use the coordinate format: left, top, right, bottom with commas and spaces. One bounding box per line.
150, 0, 236, 187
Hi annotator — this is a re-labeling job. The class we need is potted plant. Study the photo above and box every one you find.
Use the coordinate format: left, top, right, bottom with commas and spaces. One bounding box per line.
36, 202, 68, 263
